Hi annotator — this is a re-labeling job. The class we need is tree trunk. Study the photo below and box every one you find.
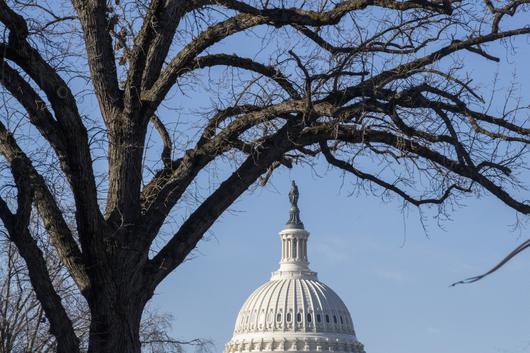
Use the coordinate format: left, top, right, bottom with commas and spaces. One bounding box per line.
87, 296, 144, 353
86, 255, 150, 353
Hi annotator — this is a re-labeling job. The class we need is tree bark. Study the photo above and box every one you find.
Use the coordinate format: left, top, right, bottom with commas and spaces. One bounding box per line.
87, 288, 146, 353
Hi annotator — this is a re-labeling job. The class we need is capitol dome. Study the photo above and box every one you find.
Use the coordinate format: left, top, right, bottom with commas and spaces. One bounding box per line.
224, 182, 366, 353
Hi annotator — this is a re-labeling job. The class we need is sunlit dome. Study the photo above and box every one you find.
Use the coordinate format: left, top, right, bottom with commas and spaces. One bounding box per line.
224, 181, 365, 353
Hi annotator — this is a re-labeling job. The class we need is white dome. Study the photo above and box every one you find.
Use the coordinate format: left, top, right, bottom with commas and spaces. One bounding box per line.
224, 182, 365, 353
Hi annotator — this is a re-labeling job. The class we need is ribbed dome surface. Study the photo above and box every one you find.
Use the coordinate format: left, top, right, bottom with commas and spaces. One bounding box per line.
234, 278, 355, 335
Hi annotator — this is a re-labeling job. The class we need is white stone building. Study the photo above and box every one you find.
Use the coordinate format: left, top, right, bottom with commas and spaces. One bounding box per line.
224, 181, 366, 353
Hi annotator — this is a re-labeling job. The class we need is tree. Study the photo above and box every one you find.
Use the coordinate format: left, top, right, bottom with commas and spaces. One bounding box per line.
0, 0, 530, 352
0, 242, 76, 353
0, 220, 211, 353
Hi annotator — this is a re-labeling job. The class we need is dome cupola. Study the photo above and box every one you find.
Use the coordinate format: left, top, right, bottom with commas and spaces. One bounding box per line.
223, 182, 365, 353
274, 181, 314, 279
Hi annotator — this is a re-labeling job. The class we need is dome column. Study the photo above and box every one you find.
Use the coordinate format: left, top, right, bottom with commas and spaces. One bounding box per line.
279, 230, 309, 269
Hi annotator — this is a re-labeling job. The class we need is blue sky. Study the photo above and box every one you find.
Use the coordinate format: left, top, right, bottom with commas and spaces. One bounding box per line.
153, 169, 530, 353
144, 12, 530, 353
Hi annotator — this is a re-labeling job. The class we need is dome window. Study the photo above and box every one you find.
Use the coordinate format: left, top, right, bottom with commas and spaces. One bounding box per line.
276, 313, 282, 322
340, 316, 344, 324
333, 315, 337, 324
286, 313, 292, 322
296, 313, 302, 322
316, 314, 321, 323
325, 315, 330, 323
307, 313, 312, 322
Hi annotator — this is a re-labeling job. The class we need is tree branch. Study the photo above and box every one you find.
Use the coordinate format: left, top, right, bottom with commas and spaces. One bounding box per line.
320, 140, 470, 206
303, 124, 530, 214
145, 120, 302, 286
149, 115, 172, 168
325, 27, 530, 106
0, 0, 28, 41
132, 0, 208, 92
0, 39, 104, 241
189, 54, 300, 99
0, 122, 90, 294
71, 0, 123, 120
144, 0, 453, 110
452, 237, 530, 285
0, 155, 80, 353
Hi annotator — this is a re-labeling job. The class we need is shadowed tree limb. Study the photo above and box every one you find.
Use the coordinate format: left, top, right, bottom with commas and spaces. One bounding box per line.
451, 237, 530, 285
149, 115, 173, 169
0, 122, 90, 294
0, 38, 104, 241
484, 0, 530, 33
70, 0, 122, 121
143, 0, 454, 110
145, 118, 306, 286
320, 140, 472, 206
308, 124, 530, 215
0, 136, 80, 353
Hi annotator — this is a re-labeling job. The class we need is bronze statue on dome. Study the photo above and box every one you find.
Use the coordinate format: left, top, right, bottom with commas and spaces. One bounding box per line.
286, 180, 303, 228
289, 180, 299, 208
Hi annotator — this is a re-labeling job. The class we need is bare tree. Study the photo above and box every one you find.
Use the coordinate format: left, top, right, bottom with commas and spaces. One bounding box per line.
0, 233, 209, 353
0, 235, 89, 353
1, 241, 58, 353
1, 0, 530, 352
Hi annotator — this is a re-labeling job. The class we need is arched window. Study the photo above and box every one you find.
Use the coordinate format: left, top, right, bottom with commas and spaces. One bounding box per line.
340, 316, 344, 324
307, 313, 312, 322
317, 314, 321, 323
333, 315, 337, 324
325, 315, 330, 323
292, 239, 297, 258
297, 313, 302, 322
276, 313, 282, 322
286, 313, 292, 322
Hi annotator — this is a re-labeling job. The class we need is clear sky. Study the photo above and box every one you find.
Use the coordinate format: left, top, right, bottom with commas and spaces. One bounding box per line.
143, 11, 530, 353
153, 169, 530, 353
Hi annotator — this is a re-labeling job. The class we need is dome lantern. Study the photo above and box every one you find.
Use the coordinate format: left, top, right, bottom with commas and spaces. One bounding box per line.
274, 181, 315, 279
